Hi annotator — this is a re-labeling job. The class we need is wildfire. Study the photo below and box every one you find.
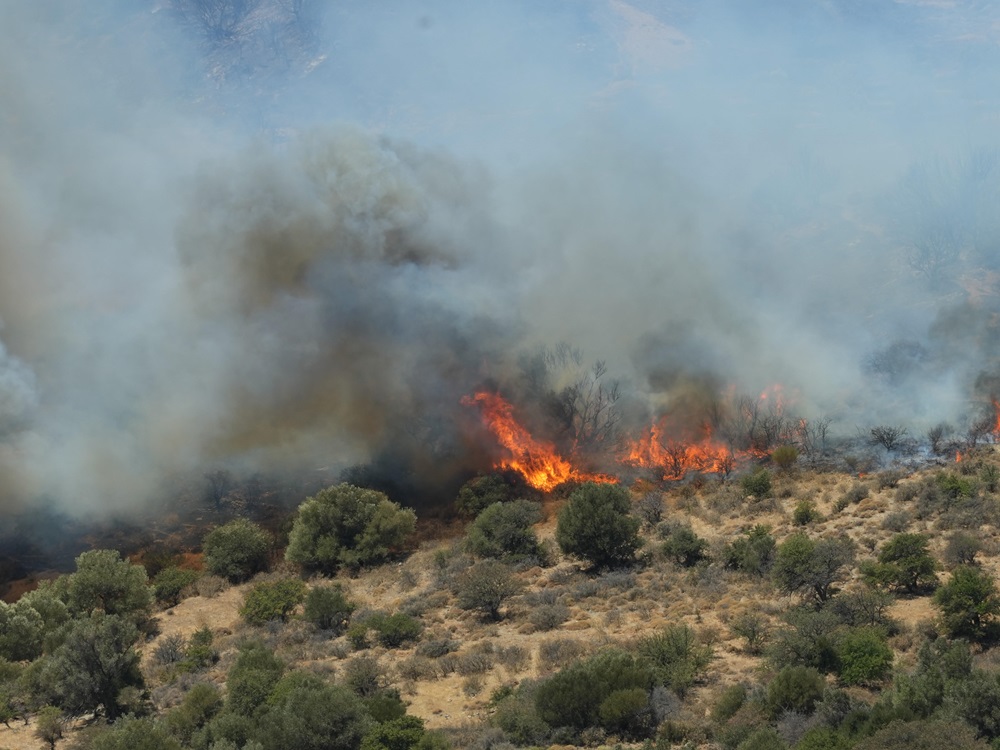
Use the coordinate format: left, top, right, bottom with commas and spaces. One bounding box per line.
463, 391, 617, 491
620, 418, 734, 480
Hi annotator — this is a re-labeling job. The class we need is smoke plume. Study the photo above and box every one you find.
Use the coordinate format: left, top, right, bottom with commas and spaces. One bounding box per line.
2, 0, 1000, 516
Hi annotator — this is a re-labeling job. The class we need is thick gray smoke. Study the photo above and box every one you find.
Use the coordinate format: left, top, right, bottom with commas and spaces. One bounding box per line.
2, 0, 1000, 516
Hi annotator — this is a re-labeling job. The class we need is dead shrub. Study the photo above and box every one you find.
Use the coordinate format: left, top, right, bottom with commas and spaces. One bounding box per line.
195, 575, 228, 598
528, 604, 571, 632
537, 637, 586, 671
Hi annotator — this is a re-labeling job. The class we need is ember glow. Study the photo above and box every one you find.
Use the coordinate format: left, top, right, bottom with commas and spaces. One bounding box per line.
463, 391, 617, 491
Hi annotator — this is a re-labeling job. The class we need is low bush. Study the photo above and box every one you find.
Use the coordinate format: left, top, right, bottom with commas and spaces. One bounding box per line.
529, 604, 570, 632
152, 567, 200, 606
741, 469, 773, 498
240, 578, 307, 625
303, 585, 356, 634
369, 613, 422, 648
202, 519, 272, 583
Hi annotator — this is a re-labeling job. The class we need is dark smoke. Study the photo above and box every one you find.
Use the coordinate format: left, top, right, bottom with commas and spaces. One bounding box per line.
2, 1, 1000, 519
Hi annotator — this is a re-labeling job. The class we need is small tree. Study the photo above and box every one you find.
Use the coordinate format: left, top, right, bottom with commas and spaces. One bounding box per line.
455, 560, 521, 621
868, 425, 907, 452
836, 627, 893, 686
661, 525, 709, 567
555, 482, 640, 569
730, 610, 771, 655
772, 533, 855, 603
465, 500, 541, 560
41, 612, 144, 721
861, 533, 938, 593
285, 484, 416, 574
226, 641, 285, 716
723, 525, 776, 576
66, 550, 153, 623
934, 565, 1000, 641
34, 706, 64, 749
944, 532, 983, 568
202, 518, 272, 583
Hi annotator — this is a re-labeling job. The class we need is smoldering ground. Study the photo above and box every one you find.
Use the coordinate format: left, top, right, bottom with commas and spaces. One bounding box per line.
2, 1, 1000, 519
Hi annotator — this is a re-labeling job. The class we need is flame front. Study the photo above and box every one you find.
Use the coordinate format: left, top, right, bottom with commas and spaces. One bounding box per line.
463, 391, 616, 491
620, 418, 734, 480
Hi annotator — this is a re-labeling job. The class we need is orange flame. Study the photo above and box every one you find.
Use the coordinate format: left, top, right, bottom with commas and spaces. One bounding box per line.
993, 398, 1000, 437
620, 418, 734, 480
463, 391, 617, 491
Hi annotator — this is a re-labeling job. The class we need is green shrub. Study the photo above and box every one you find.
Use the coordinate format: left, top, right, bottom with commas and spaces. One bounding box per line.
723, 525, 776, 576
661, 525, 709, 567
736, 727, 784, 750
303, 585, 355, 633
361, 714, 427, 750
181, 625, 217, 671
637, 624, 714, 698
465, 499, 541, 559
285, 484, 416, 574
455, 474, 519, 516
836, 627, 893, 685
491, 690, 550, 746
82, 715, 182, 750
597, 687, 653, 738
944, 532, 982, 568
934, 565, 1000, 641
765, 665, 825, 718
795, 727, 852, 750
852, 719, 988, 750
730, 611, 770, 655
741, 469, 772, 498
555, 482, 640, 569
240, 578, 307, 625
534, 649, 654, 734
937, 473, 974, 500
454, 560, 522, 621
772, 533, 854, 603
771, 445, 799, 470
793, 500, 819, 525
259, 681, 372, 750
861, 533, 938, 593
202, 519, 272, 583
65, 549, 153, 623
226, 641, 284, 716
163, 682, 223, 745
712, 684, 748, 724
152, 567, 200, 606
369, 613, 422, 648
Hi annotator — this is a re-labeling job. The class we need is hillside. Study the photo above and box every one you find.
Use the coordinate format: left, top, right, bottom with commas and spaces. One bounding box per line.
3, 450, 1000, 749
